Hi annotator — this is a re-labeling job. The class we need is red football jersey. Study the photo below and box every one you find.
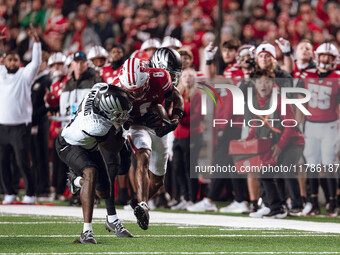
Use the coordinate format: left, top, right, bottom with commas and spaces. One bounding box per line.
113, 68, 172, 120
101, 65, 122, 84
46, 76, 68, 108
300, 69, 340, 122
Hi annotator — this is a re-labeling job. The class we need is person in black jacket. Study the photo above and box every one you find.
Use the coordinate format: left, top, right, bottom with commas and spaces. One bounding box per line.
31, 51, 52, 199
59, 52, 101, 129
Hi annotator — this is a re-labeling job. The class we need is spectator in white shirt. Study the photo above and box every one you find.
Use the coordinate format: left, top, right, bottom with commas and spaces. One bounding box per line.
0, 24, 42, 204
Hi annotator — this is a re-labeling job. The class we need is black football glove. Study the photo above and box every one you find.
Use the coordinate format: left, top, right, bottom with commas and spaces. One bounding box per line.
156, 119, 179, 137
140, 112, 162, 129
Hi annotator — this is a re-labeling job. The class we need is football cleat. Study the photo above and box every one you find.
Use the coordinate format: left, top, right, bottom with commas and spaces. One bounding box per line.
80, 230, 97, 244
2, 194, 17, 204
134, 202, 149, 230
326, 199, 338, 217
186, 198, 217, 212
219, 201, 249, 214
288, 208, 303, 217
263, 208, 288, 219
307, 205, 321, 216
22, 195, 36, 204
66, 171, 81, 195
249, 206, 270, 218
105, 216, 133, 237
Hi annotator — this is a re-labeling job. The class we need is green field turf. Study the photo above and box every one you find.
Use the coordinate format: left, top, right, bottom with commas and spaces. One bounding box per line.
0, 213, 339, 255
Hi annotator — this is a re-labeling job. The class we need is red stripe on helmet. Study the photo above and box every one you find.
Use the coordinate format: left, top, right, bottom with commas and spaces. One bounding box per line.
131, 57, 136, 84
127, 59, 131, 85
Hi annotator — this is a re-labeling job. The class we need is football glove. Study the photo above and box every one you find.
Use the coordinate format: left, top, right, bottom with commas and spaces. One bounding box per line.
156, 119, 179, 137
204, 42, 218, 62
140, 112, 162, 129
275, 38, 291, 54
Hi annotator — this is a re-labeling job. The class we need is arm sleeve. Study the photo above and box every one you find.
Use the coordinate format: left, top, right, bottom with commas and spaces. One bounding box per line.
23, 42, 42, 84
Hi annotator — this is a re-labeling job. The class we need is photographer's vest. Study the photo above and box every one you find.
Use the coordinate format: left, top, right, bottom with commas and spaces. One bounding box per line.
247, 93, 284, 144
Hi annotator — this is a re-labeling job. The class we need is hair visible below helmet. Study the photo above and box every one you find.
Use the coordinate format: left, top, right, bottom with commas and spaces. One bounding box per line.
87, 45, 108, 60
151, 47, 182, 86
315, 43, 339, 71
236, 45, 255, 64
119, 58, 150, 101
48, 52, 66, 66
93, 83, 132, 124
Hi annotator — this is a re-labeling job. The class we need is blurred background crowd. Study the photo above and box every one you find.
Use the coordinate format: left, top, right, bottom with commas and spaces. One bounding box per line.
0, 0, 339, 69
0, 0, 340, 219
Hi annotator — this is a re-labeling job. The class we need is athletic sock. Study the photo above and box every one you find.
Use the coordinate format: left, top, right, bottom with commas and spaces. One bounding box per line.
83, 223, 92, 233
108, 214, 118, 223
74, 177, 82, 188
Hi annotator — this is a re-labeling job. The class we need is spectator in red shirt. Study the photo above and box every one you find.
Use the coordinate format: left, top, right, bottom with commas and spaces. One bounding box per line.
247, 69, 304, 219
171, 68, 203, 210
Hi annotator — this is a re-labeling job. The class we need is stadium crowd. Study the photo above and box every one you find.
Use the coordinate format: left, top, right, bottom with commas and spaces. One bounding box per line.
0, 0, 340, 237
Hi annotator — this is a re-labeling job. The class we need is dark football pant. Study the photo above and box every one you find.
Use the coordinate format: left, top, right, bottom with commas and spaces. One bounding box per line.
208, 127, 245, 202
0, 124, 34, 196
261, 143, 304, 211
55, 135, 110, 192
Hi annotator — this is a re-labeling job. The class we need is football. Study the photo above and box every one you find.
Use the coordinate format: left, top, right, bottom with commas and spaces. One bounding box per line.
147, 103, 170, 133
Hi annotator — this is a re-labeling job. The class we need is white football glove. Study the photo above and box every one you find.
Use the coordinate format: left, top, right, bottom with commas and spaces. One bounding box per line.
275, 38, 291, 54
204, 42, 218, 62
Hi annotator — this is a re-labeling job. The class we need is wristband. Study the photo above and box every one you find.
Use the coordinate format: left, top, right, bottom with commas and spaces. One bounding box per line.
206, 60, 213, 65
283, 52, 291, 56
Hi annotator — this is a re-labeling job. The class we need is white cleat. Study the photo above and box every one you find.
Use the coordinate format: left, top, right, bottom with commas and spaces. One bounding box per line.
171, 200, 193, 211
187, 198, 217, 212
219, 201, 249, 213
249, 206, 271, 218
2, 194, 17, 204
22, 195, 36, 204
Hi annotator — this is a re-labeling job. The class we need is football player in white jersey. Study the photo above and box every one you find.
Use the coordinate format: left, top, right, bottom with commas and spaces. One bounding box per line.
55, 83, 132, 244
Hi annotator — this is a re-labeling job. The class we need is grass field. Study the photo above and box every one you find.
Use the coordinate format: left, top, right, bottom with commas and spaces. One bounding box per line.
1, 211, 340, 255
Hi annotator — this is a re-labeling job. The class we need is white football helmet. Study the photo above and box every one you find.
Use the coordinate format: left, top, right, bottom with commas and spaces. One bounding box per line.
161, 36, 183, 49
315, 43, 339, 70
237, 45, 255, 63
65, 54, 74, 66
48, 52, 66, 66
119, 58, 150, 101
93, 83, 132, 124
130, 50, 149, 63
87, 45, 108, 60
140, 38, 161, 51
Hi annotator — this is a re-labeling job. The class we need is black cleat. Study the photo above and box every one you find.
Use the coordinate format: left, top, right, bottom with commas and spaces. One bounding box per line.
307, 205, 321, 216
327, 199, 338, 217
105, 216, 133, 237
288, 208, 303, 217
134, 202, 149, 230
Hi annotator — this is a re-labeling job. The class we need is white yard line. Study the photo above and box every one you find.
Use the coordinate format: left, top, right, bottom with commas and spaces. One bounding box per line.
0, 205, 340, 234
0, 234, 338, 238
1, 252, 340, 255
